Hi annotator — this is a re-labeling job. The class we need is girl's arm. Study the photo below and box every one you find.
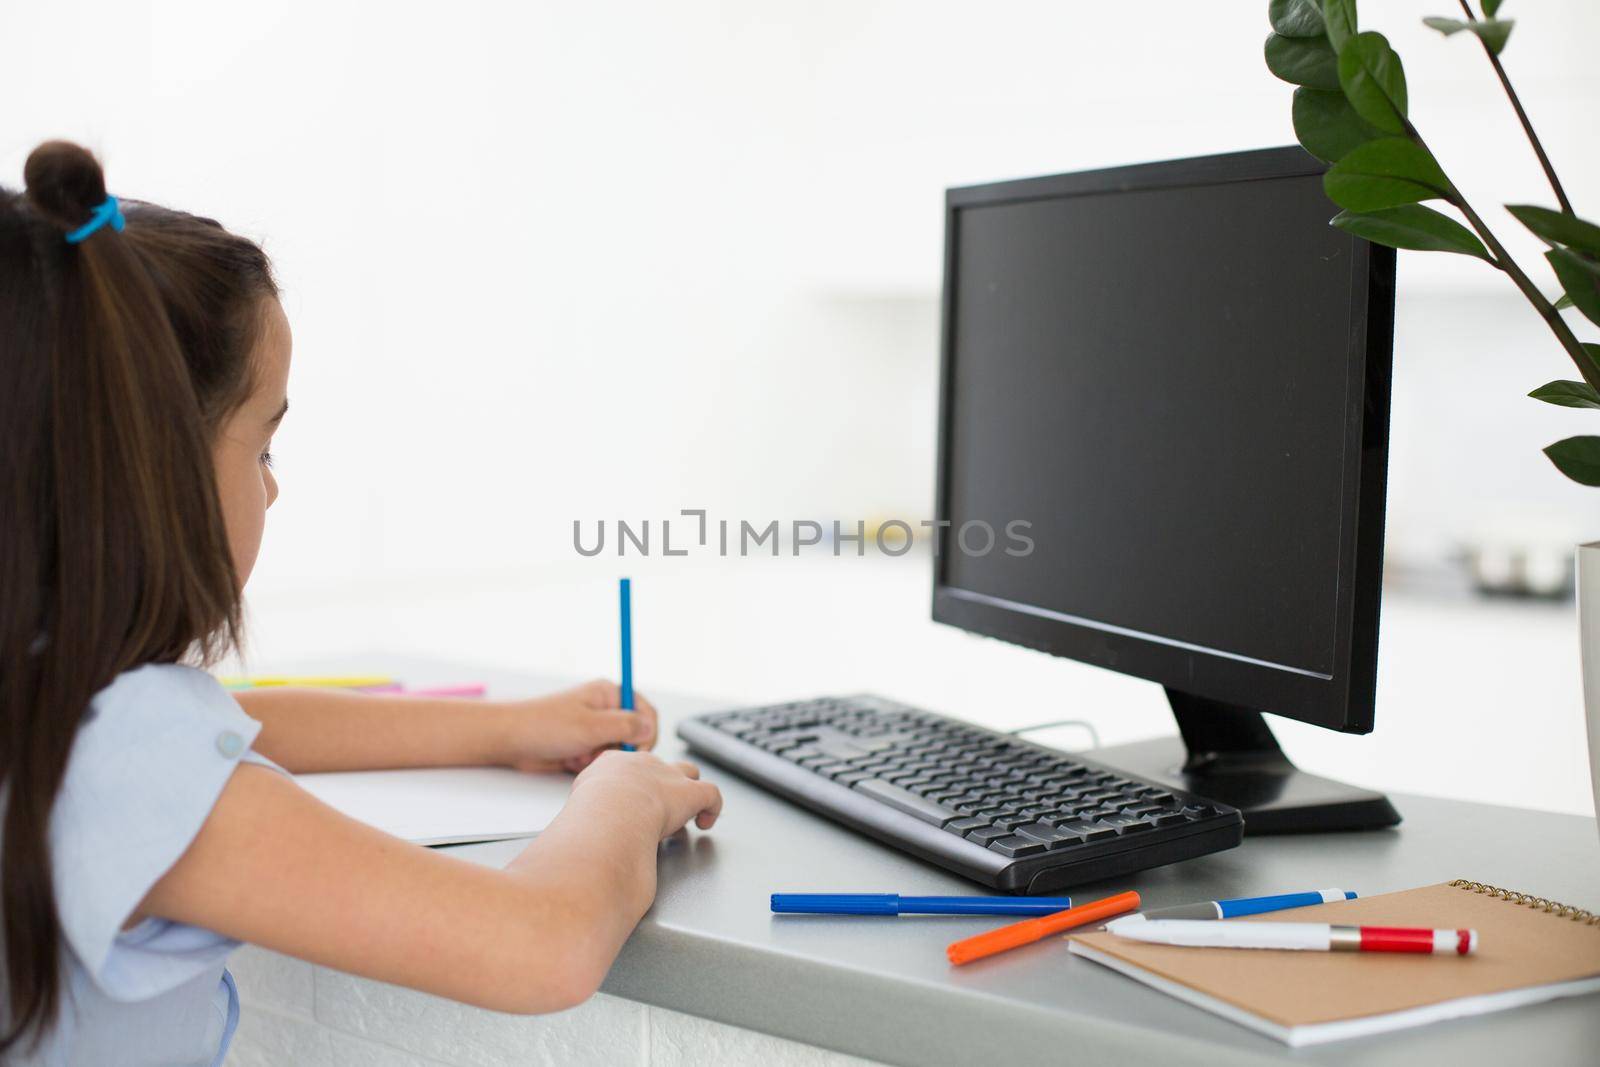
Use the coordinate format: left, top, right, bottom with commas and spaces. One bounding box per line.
137, 749, 720, 1013
233, 680, 657, 774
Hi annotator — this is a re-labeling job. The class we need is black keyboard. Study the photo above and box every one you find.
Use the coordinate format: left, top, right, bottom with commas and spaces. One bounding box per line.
678, 695, 1244, 893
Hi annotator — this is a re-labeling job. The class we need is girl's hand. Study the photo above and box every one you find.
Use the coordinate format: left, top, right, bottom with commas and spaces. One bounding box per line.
503, 679, 659, 775
570, 749, 723, 837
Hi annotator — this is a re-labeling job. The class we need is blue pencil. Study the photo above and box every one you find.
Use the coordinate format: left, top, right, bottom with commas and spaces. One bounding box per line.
772, 893, 1074, 916
619, 577, 634, 751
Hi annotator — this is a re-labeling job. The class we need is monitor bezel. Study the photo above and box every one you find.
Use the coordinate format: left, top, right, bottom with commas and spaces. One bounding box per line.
930, 145, 1395, 735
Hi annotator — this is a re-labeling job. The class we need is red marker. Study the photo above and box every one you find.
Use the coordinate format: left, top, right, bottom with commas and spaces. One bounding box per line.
1104, 917, 1478, 955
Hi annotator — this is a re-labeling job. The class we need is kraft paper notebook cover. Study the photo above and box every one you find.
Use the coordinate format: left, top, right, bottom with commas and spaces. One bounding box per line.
1068, 881, 1600, 1046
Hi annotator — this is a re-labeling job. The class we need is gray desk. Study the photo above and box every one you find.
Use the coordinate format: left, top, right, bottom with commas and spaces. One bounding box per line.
298, 661, 1600, 1065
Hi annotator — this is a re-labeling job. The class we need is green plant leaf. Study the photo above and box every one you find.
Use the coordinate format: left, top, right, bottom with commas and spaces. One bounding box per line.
1544, 436, 1600, 486
1339, 32, 1409, 133
1557, 293, 1577, 310
1483, 0, 1504, 16
1265, 32, 1341, 90
1331, 205, 1491, 259
1475, 20, 1514, 53
1529, 380, 1600, 410
1269, 0, 1325, 37
1323, 0, 1358, 53
1507, 205, 1600, 258
1549, 248, 1600, 328
1587, 343, 1600, 380
1292, 88, 1384, 162
1423, 16, 1515, 54
1324, 138, 1451, 212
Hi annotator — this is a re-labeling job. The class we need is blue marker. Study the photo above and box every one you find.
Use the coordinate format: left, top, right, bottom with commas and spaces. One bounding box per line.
619, 577, 634, 751
771, 893, 1074, 917
1136, 888, 1356, 921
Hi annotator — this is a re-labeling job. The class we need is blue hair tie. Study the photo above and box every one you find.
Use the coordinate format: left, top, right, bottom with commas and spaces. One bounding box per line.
64, 196, 125, 244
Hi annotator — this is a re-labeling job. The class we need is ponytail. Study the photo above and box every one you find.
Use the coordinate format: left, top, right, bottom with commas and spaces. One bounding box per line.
0, 141, 276, 1052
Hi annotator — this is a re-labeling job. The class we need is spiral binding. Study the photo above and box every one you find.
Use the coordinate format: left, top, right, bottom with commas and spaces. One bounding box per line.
1449, 879, 1600, 926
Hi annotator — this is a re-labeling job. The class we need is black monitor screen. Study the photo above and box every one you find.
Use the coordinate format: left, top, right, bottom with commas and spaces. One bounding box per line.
941, 171, 1360, 680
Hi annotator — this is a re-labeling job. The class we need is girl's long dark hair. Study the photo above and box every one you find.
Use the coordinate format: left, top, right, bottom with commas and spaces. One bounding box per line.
0, 141, 277, 1053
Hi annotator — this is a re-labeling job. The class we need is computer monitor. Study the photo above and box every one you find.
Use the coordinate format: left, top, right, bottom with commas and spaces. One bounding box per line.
932, 145, 1399, 833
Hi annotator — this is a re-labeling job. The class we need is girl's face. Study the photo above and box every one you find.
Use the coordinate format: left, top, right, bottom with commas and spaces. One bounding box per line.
213, 297, 291, 588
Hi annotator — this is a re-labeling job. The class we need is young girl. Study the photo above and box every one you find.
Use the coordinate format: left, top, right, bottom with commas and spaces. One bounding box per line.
0, 141, 723, 1066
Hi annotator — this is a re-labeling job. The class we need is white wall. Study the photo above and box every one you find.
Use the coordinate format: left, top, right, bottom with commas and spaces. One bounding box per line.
7, 1, 1600, 813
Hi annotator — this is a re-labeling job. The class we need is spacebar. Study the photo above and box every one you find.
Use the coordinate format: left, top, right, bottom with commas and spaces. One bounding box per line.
853, 779, 957, 826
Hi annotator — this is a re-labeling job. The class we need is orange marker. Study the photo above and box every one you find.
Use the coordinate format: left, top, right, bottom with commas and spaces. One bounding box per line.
946, 890, 1141, 966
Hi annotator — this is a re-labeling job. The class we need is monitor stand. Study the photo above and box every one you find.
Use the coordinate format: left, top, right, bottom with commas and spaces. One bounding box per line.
1089, 688, 1401, 835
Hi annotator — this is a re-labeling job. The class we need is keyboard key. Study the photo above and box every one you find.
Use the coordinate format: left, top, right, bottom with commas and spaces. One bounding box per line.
1121, 803, 1164, 817
815, 739, 870, 761
853, 779, 959, 826
989, 835, 1047, 858
1153, 812, 1189, 827
1059, 821, 1118, 842
1015, 822, 1067, 842
966, 826, 1010, 845
944, 816, 991, 835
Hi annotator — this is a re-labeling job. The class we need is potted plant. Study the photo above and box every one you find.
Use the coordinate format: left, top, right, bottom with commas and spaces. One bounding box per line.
1262, 0, 1600, 825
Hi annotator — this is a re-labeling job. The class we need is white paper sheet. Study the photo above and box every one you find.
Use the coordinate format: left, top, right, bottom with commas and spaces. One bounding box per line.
296, 767, 573, 846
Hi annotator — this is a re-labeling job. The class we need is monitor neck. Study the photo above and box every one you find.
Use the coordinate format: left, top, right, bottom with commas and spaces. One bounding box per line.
1168, 690, 1288, 776
1080, 688, 1401, 834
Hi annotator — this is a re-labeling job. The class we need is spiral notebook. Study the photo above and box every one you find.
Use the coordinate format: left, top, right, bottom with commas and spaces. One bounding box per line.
1068, 881, 1600, 1046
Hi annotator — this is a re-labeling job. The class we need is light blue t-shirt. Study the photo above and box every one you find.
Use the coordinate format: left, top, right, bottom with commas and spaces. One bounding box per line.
13, 664, 284, 1066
